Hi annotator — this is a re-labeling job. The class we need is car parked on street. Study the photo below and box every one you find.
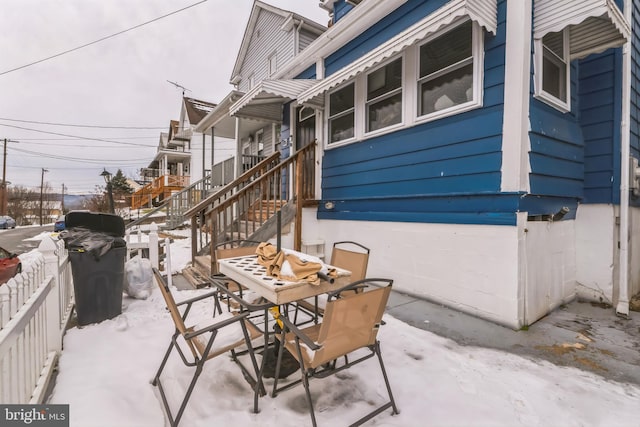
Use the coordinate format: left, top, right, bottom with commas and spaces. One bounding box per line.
0, 245, 21, 284
54, 215, 65, 232
0, 215, 16, 229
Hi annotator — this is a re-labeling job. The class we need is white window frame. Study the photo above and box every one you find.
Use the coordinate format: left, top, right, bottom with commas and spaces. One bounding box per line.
327, 82, 356, 145
268, 53, 277, 77
414, 20, 484, 125
534, 28, 570, 112
324, 20, 485, 150
364, 55, 405, 136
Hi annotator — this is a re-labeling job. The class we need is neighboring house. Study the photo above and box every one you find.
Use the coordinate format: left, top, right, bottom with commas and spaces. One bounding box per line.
178, 97, 220, 181
220, 0, 640, 329
195, 0, 326, 178
24, 200, 62, 225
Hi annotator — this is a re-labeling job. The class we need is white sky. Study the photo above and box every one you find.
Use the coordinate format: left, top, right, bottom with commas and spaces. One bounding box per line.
18, 231, 640, 426
0, 0, 328, 194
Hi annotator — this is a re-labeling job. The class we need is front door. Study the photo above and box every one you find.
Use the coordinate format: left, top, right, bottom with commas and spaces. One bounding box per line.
295, 107, 316, 200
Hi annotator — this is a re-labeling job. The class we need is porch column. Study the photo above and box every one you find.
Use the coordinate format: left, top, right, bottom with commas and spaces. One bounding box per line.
202, 131, 206, 180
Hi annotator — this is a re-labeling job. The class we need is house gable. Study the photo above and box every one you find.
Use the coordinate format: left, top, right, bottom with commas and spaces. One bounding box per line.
230, 1, 325, 92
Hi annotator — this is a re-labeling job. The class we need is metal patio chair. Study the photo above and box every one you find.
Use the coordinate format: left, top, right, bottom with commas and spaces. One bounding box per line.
151, 268, 264, 427
272, 278, 399, 427
295, 241, 370, 322
212, 240, 265, 310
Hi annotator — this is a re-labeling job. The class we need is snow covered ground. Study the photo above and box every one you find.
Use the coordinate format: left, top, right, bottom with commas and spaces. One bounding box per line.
23, 230, 640, 426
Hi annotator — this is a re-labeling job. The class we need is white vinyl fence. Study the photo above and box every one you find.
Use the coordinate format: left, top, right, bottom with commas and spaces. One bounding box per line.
0, 236, 74, 404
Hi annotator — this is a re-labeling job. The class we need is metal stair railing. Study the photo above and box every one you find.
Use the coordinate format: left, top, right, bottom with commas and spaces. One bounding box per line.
127, 158, 236, 230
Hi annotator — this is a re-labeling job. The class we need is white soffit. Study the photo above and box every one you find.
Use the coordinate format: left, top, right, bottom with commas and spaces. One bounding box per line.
297, 0, 497, 105
229, 79, 319, 120
534, 0, 630, 60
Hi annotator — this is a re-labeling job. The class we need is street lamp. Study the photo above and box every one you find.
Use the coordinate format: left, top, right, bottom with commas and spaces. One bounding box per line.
100, 168, 115, 214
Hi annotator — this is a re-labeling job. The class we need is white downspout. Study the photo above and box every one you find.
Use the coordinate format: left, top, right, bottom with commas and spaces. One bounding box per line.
617, 0, 632, 317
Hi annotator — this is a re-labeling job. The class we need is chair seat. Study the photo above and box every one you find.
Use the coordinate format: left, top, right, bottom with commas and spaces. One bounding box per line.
190, 313, 262, 359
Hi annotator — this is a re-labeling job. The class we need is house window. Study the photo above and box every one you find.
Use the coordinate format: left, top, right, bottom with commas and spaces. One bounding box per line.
328, 83, 355, 143
535, 29, 569, 111
418, 21, 474, 117
248, 74, 255, 90
366, 57, 403, 132
269, 54, 277, 76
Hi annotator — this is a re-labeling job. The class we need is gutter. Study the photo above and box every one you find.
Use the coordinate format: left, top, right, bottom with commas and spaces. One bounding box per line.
273, 0, 408, 80
617, 0, 632, 317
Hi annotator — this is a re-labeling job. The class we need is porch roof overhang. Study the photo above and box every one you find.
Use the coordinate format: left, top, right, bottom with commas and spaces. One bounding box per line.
534, 0, 630, 60
229, 79, 319, 122
194, 90, 244, 138
153, 149, 191, 164
297, 0, 497, 105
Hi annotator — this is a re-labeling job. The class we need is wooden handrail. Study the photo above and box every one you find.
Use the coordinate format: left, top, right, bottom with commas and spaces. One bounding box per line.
189, 142, 317, 267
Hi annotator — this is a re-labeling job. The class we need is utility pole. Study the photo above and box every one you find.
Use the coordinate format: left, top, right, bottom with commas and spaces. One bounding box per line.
61, 183, 66, 213
1, 138, 18, 216
40, 168, 48, 225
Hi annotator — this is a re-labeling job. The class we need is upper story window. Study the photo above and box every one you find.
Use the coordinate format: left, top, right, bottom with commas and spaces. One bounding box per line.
535, 29, 570, 111
328, 83, 355, 144
268, 54, 277, 77
366, 57, 403, 133
418, 21, 474, 117
248, 74, 255, 90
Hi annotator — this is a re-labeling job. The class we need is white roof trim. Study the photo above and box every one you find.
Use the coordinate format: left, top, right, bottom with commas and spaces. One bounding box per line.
194, 90, 244, 133
229, 79, 318, 118
534, 0, 630, 60
297, 0, 497, 104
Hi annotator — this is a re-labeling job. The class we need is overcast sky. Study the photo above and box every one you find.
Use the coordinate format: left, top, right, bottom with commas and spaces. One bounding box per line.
0, 0, 328, 195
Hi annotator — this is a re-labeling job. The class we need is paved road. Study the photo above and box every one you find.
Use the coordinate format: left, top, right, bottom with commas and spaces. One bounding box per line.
0, 226, 52, 254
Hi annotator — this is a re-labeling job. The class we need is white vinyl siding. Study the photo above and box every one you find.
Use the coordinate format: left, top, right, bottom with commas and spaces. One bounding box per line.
238, 9, 295, 93
298, 29, 317, 54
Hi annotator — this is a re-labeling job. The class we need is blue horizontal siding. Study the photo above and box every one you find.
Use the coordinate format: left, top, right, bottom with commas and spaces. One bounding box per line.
318, 0, 509, 225
579, 49, 619, 204
296, 64, 316, 80
318, 193, 519, 225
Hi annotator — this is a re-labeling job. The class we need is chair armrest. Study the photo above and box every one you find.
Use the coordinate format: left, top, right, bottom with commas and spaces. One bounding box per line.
276, 312, 321, 351
175, 290, 220, 307
184, 310, 251, 340
326, 278, 393, 300
207, 278, 274, 311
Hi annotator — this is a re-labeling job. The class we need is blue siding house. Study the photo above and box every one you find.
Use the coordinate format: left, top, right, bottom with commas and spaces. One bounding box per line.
229, 0, 638, 328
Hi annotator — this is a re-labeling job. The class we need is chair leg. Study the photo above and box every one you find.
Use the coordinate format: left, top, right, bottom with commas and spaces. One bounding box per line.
375, 341, 399, 415
301, 370, 318, 427
152, 333, 178, 386
173, 363, 204, 427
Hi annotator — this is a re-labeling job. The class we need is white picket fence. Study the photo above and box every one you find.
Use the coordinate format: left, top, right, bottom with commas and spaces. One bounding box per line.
0, 236, 74, 404
0, 226, 164, 404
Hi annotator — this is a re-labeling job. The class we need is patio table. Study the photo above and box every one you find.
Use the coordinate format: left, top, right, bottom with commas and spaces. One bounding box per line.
217, 254, 352, 306
212, 252, 352, 409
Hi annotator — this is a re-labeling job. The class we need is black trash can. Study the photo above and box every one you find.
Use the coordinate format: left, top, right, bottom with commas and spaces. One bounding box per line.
62, 212, 126, 326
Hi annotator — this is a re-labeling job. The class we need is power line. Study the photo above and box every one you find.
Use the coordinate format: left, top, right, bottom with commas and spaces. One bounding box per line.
10, 146, 149, 163
0, 123, 156, 147
0, 0, 208, 77
0, 117, 165, 129
16, 136, 158, 141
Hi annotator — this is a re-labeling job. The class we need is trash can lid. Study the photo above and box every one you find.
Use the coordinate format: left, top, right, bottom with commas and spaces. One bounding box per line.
65, 211, 125, 237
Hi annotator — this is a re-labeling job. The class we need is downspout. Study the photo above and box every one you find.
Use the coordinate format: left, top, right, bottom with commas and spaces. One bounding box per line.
295, 19, 304, 56
617, 0, 632, 317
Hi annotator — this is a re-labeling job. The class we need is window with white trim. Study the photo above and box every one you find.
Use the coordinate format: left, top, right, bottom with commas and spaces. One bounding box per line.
366, 57, 403, 132
418, 21, 474, 117
328, 83, 355, 143
535, 29, 570, 111
323, 20, 484, 148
